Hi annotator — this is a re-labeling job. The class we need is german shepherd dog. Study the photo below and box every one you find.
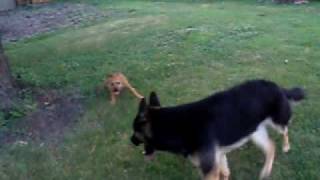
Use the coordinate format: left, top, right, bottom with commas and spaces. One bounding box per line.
130, 80, 305, 180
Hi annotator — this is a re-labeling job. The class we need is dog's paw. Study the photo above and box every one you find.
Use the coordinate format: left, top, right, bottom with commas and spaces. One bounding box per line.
259, 166, 272, 180
110, 100, 116, 105
144, 154, 155, 162
259, 172, 271, 180
143, 151, 155, 162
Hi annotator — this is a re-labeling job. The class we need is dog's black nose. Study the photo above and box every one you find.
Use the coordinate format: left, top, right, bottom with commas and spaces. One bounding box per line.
131, 135, 141, 146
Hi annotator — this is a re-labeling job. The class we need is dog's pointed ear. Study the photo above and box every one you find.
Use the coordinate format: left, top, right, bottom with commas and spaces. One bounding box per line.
149, 91, 161, 107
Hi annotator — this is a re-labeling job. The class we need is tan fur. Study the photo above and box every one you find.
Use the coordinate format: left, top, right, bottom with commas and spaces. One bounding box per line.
261, 140, 275, 179
104, 72, 143, 105
282, 128, 290, 153
204, 168, 220, 180
251, 126, 275, 180
219, 155, 230, 180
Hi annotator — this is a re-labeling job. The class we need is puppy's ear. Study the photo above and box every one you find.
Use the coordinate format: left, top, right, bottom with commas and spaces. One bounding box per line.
149, 91, 161, 107
138, 98, 147, 114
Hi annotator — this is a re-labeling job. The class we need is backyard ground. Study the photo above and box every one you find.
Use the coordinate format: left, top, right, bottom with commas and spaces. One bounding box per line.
0, 0, 319, 179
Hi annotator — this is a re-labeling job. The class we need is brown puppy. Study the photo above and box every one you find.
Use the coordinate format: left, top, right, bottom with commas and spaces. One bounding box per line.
105, 72, 143, 105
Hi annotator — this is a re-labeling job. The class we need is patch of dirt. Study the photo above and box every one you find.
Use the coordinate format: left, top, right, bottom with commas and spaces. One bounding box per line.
0, 88, 84, 146
0, 3, 109, 43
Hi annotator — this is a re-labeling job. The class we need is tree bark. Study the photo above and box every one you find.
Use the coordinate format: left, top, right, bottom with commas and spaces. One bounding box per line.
0, 37, 15, 110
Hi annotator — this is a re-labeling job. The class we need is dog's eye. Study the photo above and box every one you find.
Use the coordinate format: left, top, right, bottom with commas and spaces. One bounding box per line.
116, 82, 121, 85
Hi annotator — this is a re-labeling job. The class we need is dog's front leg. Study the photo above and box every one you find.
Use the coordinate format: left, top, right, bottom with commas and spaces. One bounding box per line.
251, 126, 275, 180
282, 127, 290, 153
143, 144, 155, 161
110, 94, 116, 105
199, 148, 220, 180
203, 165, 220, 180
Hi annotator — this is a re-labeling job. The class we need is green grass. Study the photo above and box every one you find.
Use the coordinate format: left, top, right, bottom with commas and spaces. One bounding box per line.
1, 0, 320, 179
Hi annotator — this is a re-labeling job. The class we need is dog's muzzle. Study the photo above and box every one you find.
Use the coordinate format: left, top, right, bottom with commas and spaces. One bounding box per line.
131, 135, 142, 146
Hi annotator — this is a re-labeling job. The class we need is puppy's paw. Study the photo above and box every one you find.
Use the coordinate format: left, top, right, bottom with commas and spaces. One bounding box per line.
110, 100, 116, 105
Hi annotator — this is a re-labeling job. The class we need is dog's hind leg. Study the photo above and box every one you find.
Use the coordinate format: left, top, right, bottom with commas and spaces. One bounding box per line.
110, 93, 116, 105
251, 126, 275, 180
189, 154, 200, 167
219, 154, 230, 180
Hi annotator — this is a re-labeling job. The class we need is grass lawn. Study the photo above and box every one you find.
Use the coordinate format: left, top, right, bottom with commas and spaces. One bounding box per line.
1, 0, 320, 179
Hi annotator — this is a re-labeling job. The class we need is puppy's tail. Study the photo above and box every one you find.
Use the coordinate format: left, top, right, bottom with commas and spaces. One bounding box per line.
282, 87, 305, 102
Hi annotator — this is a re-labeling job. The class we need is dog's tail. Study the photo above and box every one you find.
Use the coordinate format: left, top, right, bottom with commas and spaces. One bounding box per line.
282, 87, 305, 102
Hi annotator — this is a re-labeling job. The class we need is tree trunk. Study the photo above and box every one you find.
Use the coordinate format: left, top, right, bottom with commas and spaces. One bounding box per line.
0, 37, 15, 110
